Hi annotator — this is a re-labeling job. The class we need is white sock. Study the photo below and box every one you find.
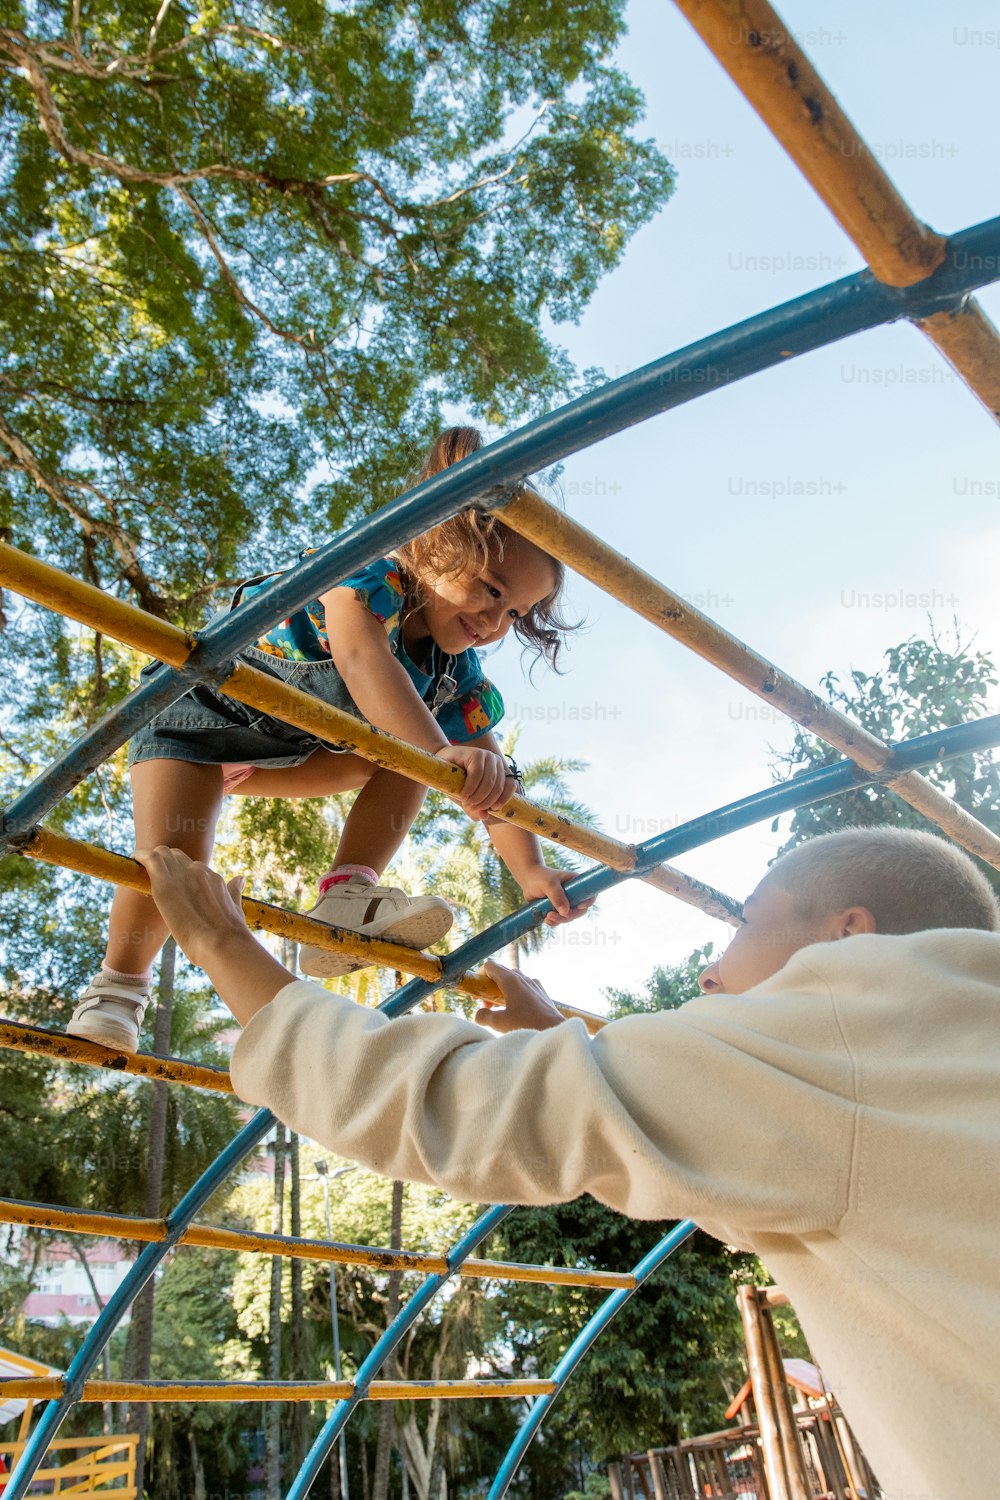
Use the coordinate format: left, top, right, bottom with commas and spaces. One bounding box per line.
318, 864, 379, 897
101, 962, 152, 987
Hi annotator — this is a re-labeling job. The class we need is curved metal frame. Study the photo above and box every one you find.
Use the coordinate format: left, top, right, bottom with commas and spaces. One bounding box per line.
2, 217, 999, 852
2, 21, 999, 1489
286, 1203, 513, 1499
488, 1220, 698, 1499
3, 1108, 276, 1500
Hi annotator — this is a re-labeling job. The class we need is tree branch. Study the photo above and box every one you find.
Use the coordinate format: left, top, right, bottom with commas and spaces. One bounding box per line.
175, 185, 319, 348
0, 408, 170, 615
1, 30, 403, 212
146, 0, 174, 60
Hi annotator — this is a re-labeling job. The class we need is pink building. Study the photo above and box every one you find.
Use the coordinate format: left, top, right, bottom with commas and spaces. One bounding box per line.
21, 1238, 133, 1327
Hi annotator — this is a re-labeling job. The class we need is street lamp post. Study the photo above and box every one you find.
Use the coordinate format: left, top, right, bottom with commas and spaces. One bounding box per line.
316, 1161, 355, 1500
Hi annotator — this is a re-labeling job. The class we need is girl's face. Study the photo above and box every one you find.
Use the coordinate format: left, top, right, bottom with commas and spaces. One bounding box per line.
411, 536, 557, 655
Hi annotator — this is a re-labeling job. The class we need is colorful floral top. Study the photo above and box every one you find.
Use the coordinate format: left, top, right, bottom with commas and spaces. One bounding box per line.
236, 555, 504, 745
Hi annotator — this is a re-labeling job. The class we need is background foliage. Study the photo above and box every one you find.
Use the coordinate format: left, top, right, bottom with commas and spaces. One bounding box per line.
2, 2, 999, 1495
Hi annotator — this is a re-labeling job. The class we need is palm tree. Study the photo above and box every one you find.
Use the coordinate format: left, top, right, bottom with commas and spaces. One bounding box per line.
408, 732, 597, 968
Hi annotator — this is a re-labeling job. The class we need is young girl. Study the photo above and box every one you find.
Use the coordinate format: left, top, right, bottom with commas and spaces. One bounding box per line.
68, 428, 590, 1053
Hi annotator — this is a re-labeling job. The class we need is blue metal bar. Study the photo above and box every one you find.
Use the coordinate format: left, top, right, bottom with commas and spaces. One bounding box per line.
5, 216, 1000, 849
3, 1108, 276, 1500
0, 664, 235, 845
285, 1202, 513, 1500
383, 712, 1000, 1014
487, 1220, 698, 1499
2, 213, 998, 1495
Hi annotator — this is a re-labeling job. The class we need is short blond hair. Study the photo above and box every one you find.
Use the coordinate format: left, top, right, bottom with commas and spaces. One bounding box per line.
768, 827, 1000, 934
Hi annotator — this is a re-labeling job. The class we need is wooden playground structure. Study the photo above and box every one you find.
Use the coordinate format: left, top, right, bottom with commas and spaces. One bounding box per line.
0, 1348, 137, 1498
609, 1288, 880, 1500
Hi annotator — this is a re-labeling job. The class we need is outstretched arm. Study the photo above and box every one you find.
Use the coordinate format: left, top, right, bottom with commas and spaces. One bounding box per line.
133, 847, 295, 1025
474, 731, 596, 927
134, 847, 853, 1230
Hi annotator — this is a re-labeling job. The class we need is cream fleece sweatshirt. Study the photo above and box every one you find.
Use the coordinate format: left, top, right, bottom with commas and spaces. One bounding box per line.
230, 928, 1000, 1498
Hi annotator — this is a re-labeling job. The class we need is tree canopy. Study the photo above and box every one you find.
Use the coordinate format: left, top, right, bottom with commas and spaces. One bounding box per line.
1, 0, 673, 620
772, 628, 1000, 888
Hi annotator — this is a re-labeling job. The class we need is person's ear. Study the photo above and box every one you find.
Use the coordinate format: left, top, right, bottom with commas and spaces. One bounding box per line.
832, 905, 878, 939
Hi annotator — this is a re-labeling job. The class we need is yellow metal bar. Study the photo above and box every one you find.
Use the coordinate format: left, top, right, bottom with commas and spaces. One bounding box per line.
671, 0, 944, 287
672, 0, 1000, 424
9, 827, 609, 1033
0, 1005, 609, 1089
223, 658, 630, 869
0, 1377, 558, 1403
1, 541, 742, 925
0, 541, 628, 867
22, 826, 485, 991
499, 492, 1000, 871
0, 541, 198, 662
915, 301, 1000, 427
458, 1256, 635, 1289
0, 1198, 636, 1290
0, 1018, 234, 1092
642, 864, 741, 923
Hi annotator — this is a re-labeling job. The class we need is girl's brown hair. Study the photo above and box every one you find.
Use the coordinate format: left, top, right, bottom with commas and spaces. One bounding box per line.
395, 427, 576, 672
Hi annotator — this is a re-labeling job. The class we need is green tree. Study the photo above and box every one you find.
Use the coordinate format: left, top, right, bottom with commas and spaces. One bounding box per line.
494, 1203, 755, 1465
1, 0, 673, 617
228, 1158, 487, 1497
604, 944, 714, 1018
772, 630, 1000, 879
415, 732, 595, 968
563, 1473, 612, 1500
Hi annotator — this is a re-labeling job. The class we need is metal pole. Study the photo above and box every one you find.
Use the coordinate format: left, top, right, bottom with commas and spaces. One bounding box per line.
486, 1220, 697, 1499
316, 1163, 354, 1500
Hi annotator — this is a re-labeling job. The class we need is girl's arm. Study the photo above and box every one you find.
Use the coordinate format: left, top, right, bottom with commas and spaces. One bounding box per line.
320, 588, 510, 819
474, 731, 595, 928
321, 586, 452, 752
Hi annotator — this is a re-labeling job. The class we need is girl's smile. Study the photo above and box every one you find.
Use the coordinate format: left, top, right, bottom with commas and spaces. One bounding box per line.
405, 538, 558, 657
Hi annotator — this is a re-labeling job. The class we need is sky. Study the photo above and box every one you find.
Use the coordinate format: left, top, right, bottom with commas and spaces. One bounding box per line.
478, 0, 1000, 1012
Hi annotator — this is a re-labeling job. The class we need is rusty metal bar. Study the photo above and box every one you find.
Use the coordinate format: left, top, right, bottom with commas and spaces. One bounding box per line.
0, 1018, 235, 1092
915, 300, 1000, 426
0, 1377, 557, 1404
671, 0, 945, 286
672, 0, 1000, 424
498, 491, 1000, 871
0, 1010, 609, 1092
6, 826, 608, 1034
20, 826, 490, 994
0, 1198, 636, 1290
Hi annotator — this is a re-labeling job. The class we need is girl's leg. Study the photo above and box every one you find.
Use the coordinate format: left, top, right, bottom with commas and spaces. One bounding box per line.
231, 752, 439, 980
104, 760, 224, 976
335, 769, 427, 874
233, 752, 426, 875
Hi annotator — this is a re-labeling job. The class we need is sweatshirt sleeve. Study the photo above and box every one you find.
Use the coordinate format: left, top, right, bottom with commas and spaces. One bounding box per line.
230, 954, 859, 1230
